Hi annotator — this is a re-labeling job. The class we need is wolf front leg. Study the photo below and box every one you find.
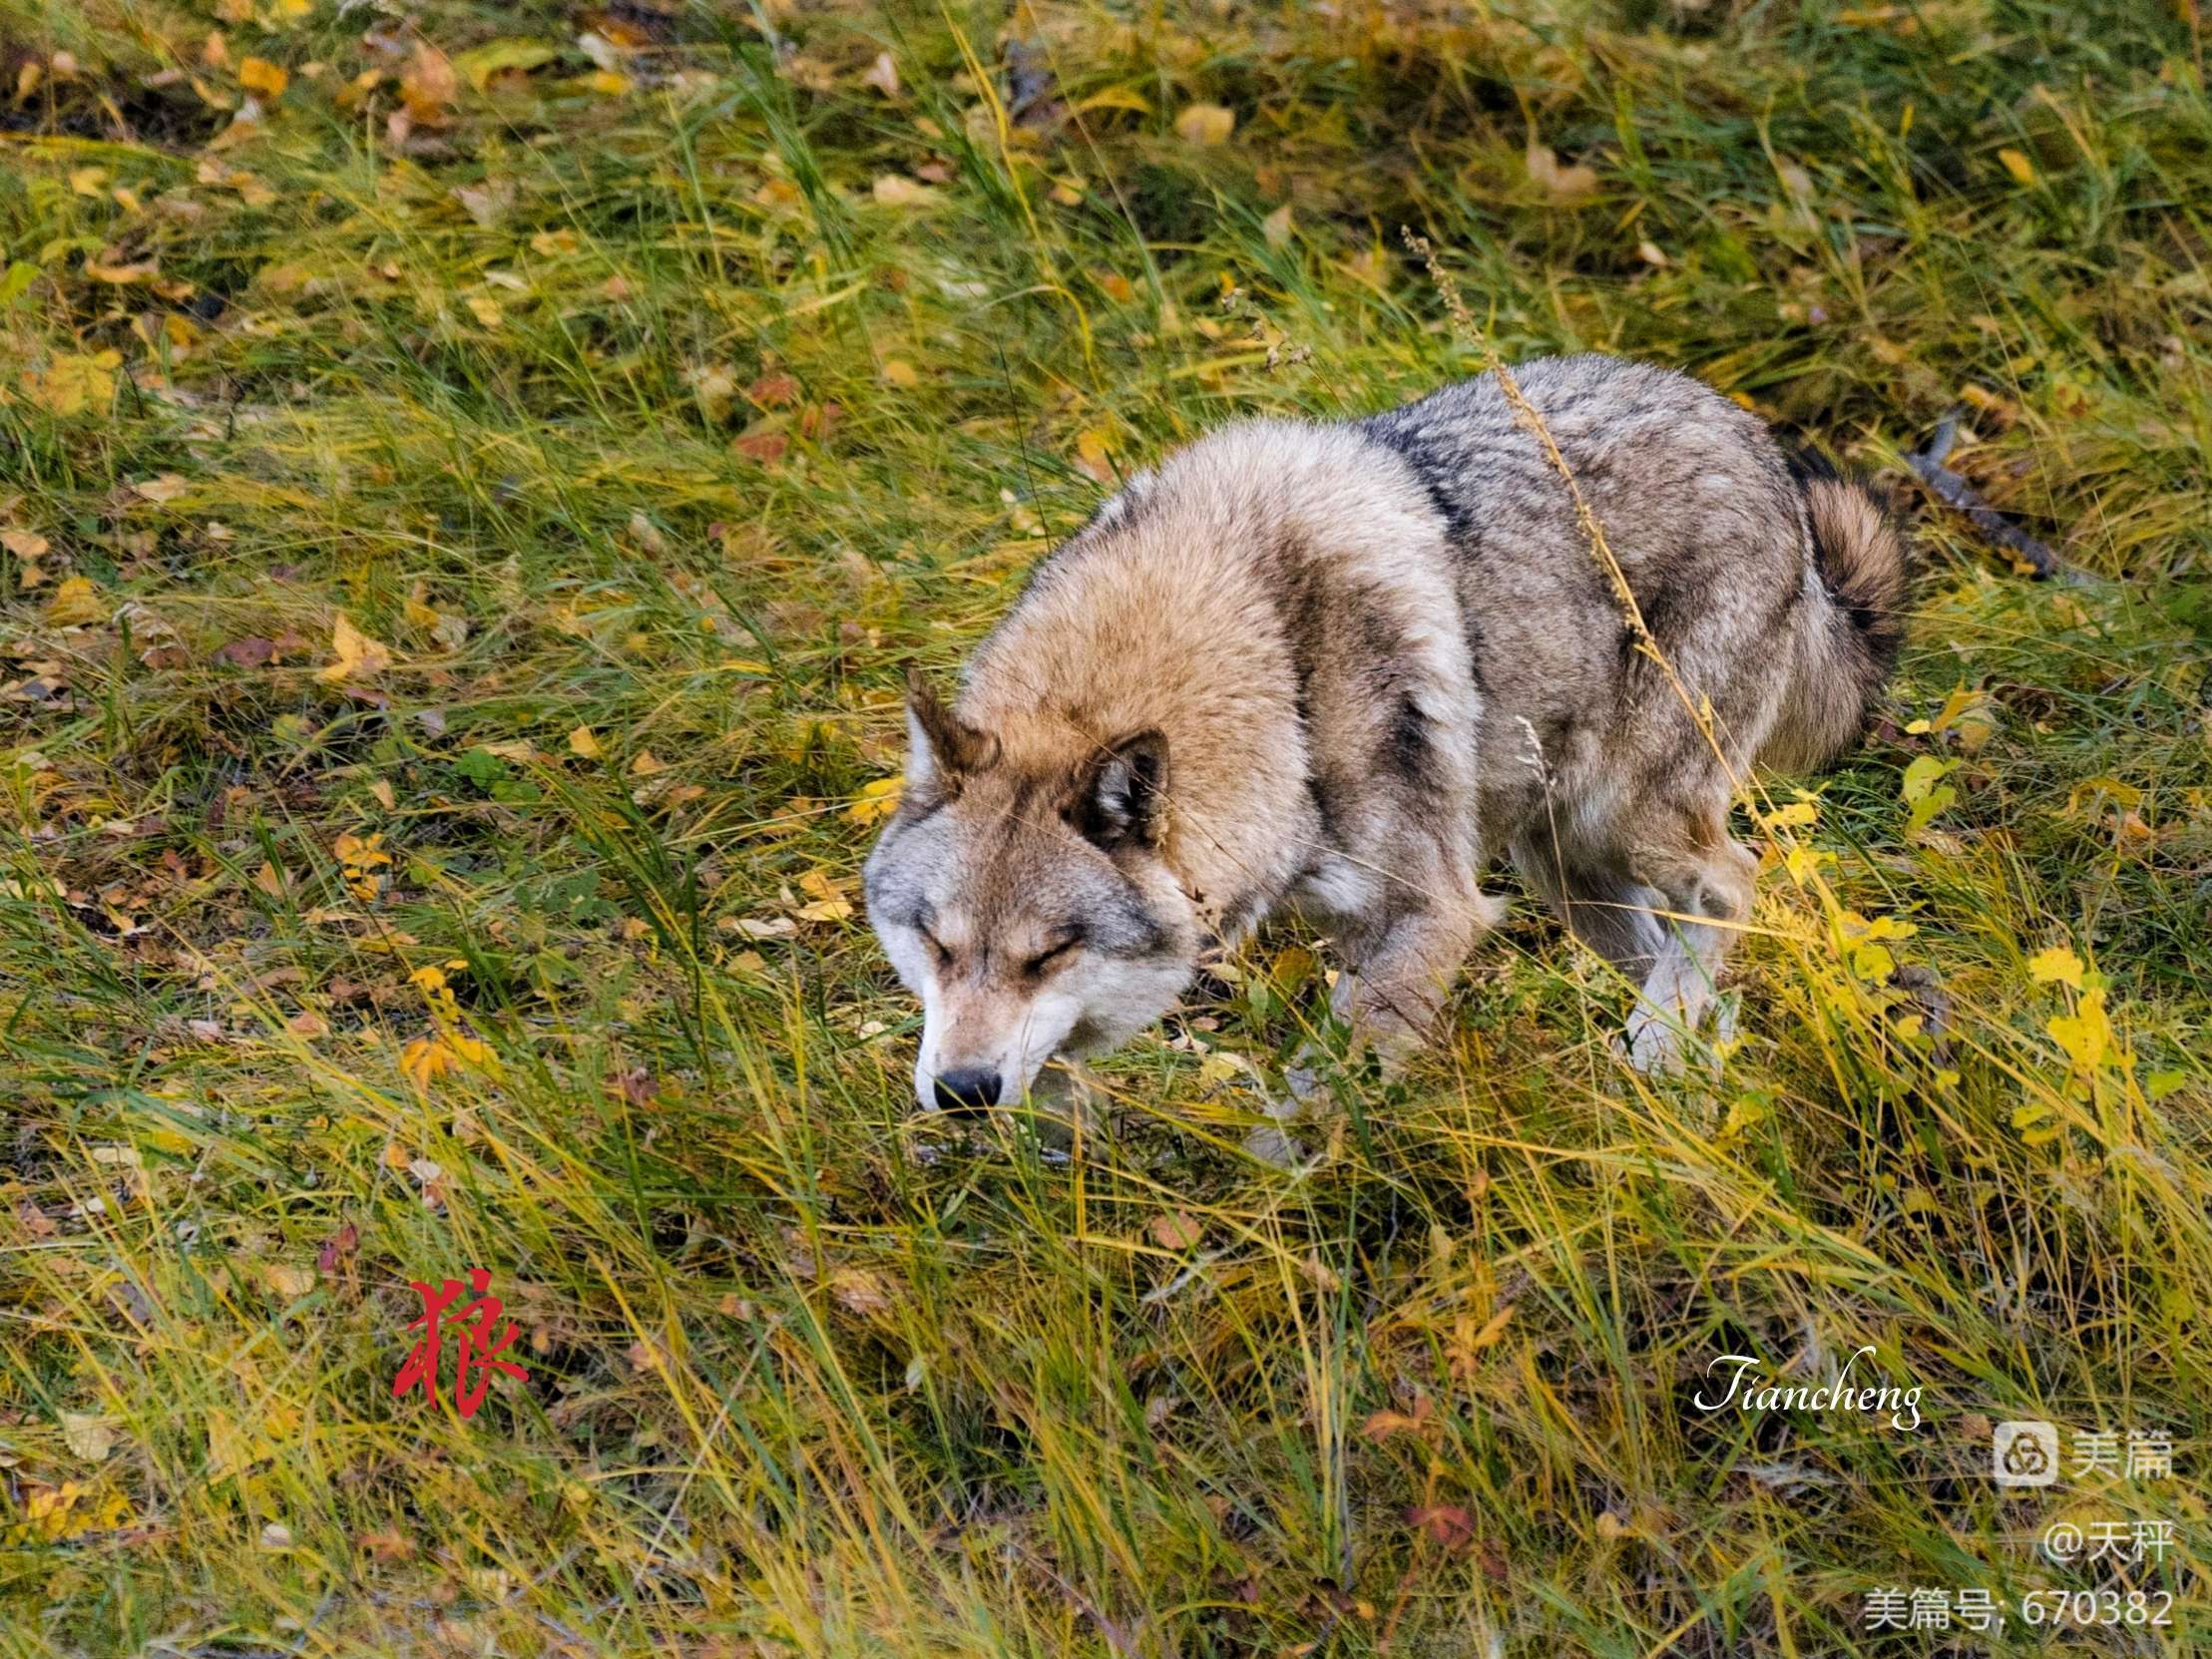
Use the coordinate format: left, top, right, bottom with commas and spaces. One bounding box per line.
1247, 864, 1501, 1166
1250, 891, 1499, 1165
1332, 886, 1507, 1067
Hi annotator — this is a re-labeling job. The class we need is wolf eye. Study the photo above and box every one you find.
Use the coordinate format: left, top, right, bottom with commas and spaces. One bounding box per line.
917, 927, 952, 967
1020, 933, 1083, 980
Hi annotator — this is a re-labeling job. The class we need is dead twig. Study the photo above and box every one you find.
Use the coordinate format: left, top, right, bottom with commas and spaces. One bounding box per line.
1903, 414, 2083, 584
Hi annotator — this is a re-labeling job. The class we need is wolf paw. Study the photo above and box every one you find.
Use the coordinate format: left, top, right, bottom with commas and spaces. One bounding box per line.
1239, 1059, 1326, 1169
1618, 1005, 1694, 1074
1617, 1000, 1737, 1083
1241, 1120, 1307, 1168
1617, 1013, 1671, 1073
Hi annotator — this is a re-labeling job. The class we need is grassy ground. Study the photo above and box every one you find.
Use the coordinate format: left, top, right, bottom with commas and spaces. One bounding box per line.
2, 0, 2209, 1653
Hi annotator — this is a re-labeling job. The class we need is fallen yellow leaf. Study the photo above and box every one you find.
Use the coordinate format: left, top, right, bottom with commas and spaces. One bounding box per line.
401, 584, 441, 632
2047, 988, 2111, 1072
1466, 1304, 1516, 1348
318, 613, 392, 684
61, 1414, 115, 1462
829, 1267, 893, 1315
333, 830, 392, 870
1174, 102, 1235, 146
1076, 87, 1151, 116
872, 174, 936, 207
3, 1480, 133, 1545
45, 576, 104, 627
450, 37, 560, 93
262, 1261, 315, 1297
2027, 946, 2084, 989
401, 1030, 495, 1093
33, 351, 122, 418
844, 775, 902, 825
1074, 426, 1113, 483
238, 56, 288, 99
400, 41, 458, 122
1527, 143, 1598, 201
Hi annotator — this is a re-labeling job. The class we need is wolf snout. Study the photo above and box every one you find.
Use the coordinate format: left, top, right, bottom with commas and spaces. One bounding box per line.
931, 1066, 1003, 1112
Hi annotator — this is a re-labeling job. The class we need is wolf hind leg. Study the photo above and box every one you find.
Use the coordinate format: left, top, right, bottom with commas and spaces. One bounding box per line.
1619, 832, 1757, 1073
1508, 834, 1667, 983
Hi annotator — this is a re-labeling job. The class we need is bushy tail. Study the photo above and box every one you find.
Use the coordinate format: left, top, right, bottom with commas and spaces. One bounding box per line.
1760, 464, 1910, 774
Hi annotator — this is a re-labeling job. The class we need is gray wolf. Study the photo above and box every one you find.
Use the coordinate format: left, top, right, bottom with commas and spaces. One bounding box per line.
863, 354, 1907, 1117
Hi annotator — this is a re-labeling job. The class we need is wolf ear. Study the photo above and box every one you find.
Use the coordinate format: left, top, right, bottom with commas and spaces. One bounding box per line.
1075, 729, 1168, 850
904, 667, 998, 792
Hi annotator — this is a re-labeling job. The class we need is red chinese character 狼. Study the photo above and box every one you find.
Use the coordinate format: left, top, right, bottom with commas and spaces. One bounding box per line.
391, 1267, 529, 1420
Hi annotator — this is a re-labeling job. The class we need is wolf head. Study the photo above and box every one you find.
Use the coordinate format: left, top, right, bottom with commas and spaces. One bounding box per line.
863, 671, 1200, 1114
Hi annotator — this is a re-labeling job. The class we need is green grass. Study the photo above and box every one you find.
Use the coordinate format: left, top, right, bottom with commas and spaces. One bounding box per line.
2, 0, 2209, 1653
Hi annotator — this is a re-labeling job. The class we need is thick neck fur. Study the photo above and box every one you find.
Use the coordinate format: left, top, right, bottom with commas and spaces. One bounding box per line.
952, 420, 1455, 933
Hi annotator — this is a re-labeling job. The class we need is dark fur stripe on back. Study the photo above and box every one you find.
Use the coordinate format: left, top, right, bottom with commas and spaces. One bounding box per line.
1358, 413, 1478, 539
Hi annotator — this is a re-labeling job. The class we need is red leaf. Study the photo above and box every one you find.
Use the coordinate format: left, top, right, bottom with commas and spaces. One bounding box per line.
213, 635, 276, 668
1149, 1210, 1203, 1250
1406, 1504, 1479, 1555
608, 1066, 663, 1106
315, 1223, 359, 1272
1359, 1394, 1433, 1442
747, 372, 800, 408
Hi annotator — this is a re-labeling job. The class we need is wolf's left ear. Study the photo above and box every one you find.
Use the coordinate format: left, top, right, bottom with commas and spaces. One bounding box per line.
904, 667, 998, 794
1075, 729, 1169, 850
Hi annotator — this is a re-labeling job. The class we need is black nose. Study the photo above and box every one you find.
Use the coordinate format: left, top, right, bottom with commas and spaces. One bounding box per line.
933, 1067, 1003, 1112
